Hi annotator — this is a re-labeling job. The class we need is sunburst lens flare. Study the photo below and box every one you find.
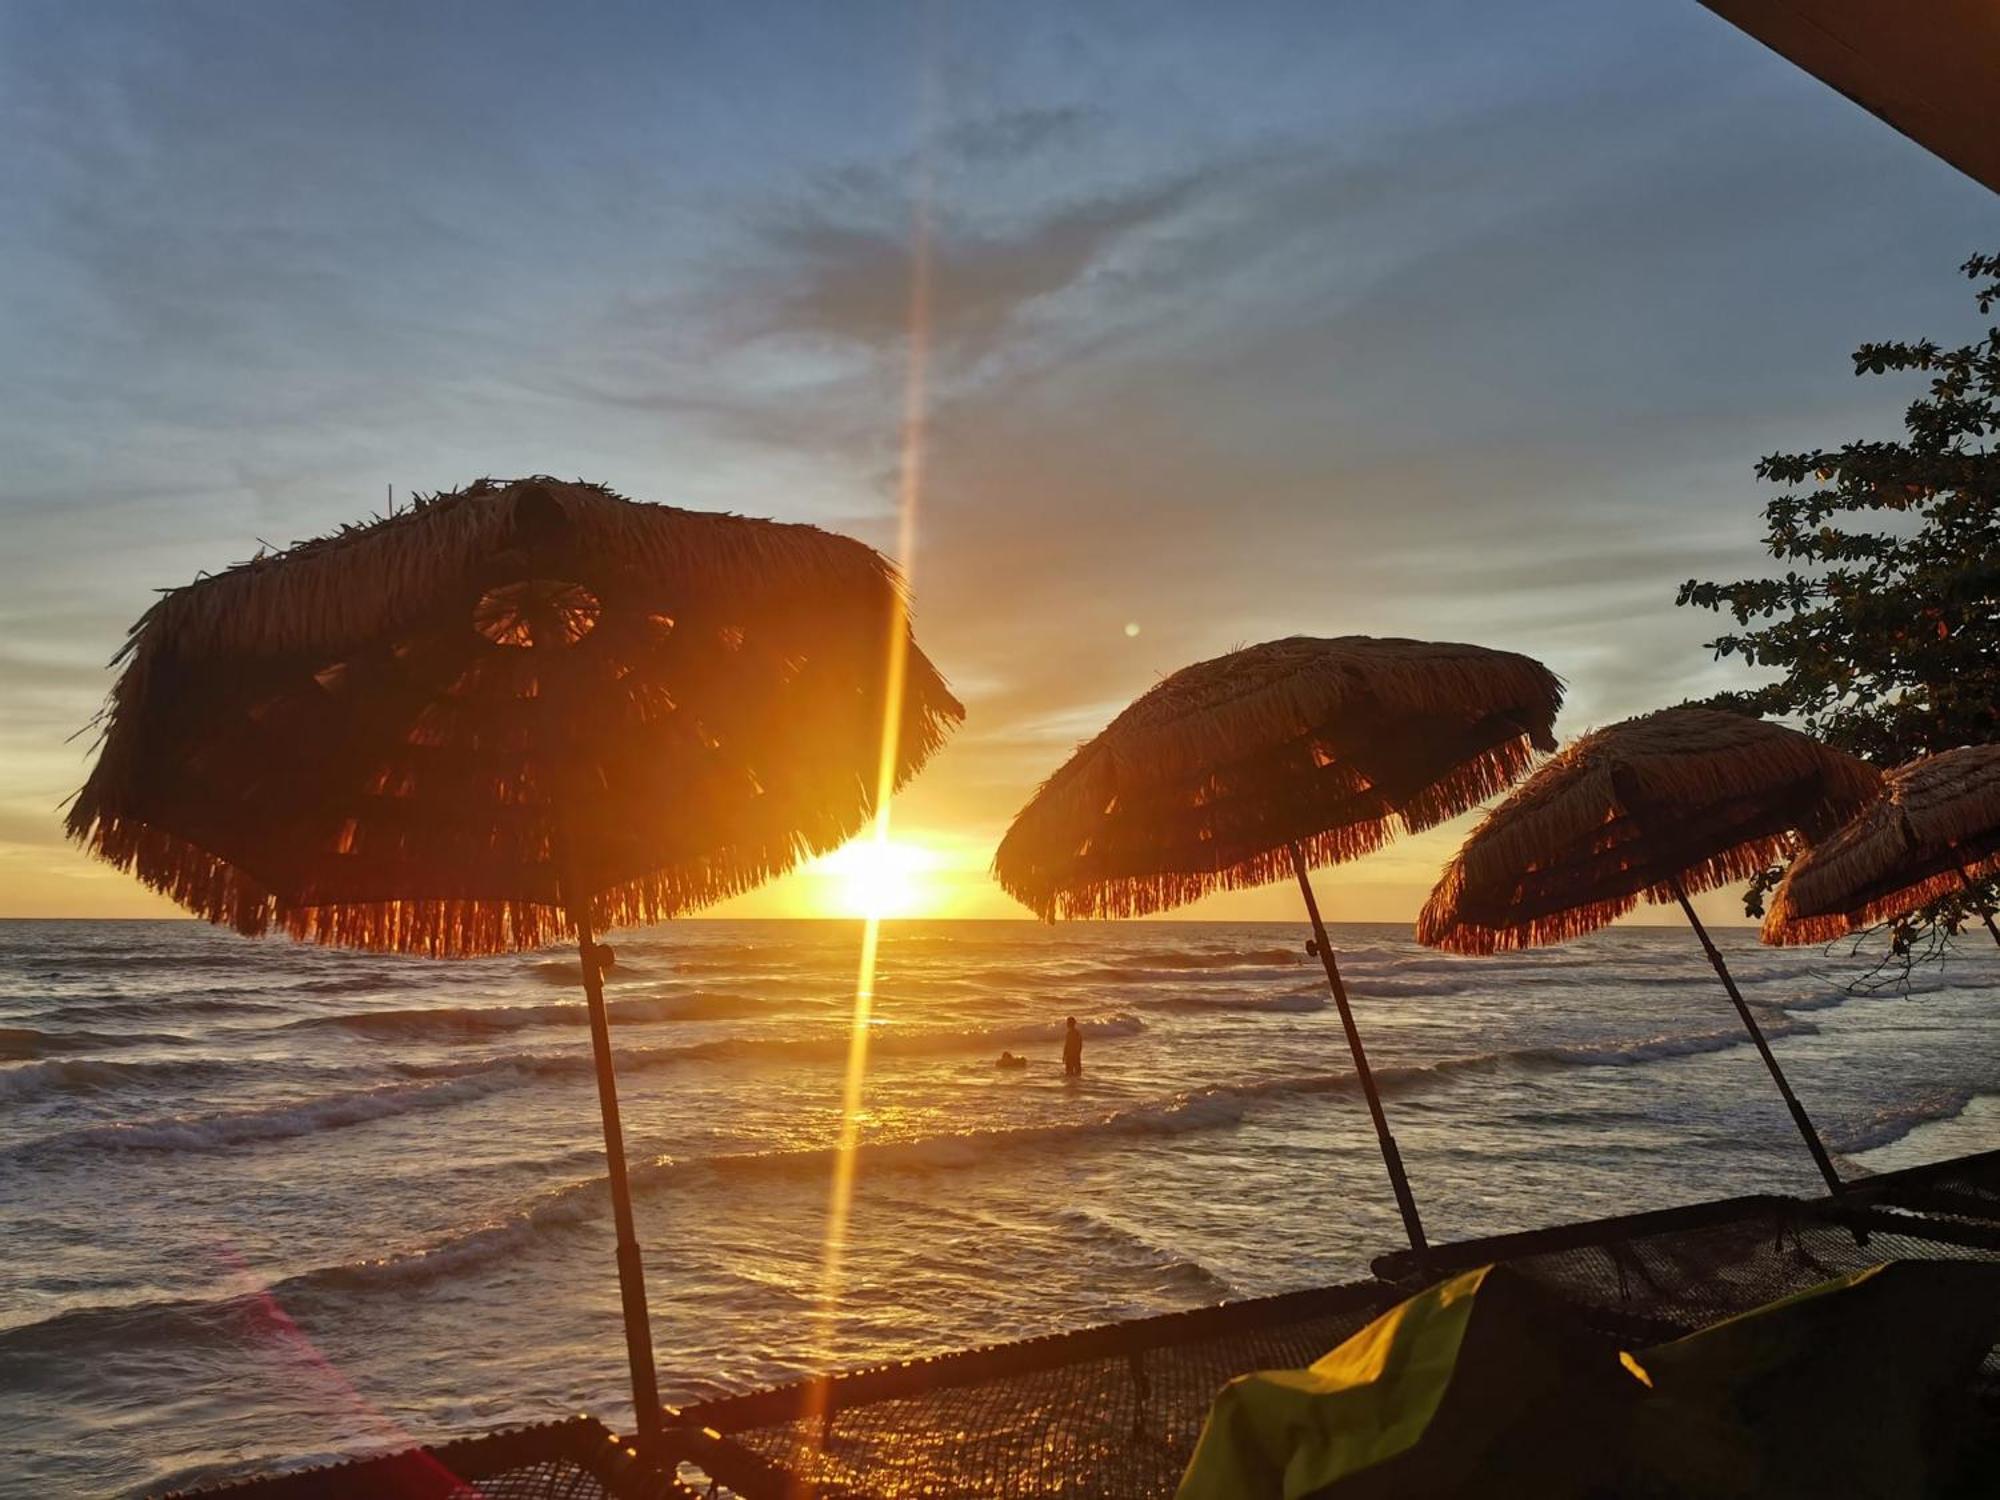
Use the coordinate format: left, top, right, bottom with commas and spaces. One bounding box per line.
813, 836, 933, 920
809, 58, 938, 1432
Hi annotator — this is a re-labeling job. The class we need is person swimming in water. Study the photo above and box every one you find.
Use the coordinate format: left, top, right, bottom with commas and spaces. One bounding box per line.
1062, 1016, 1083, 1077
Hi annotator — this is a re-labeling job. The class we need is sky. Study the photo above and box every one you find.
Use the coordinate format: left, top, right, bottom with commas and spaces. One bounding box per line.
0, 0, 1993, 924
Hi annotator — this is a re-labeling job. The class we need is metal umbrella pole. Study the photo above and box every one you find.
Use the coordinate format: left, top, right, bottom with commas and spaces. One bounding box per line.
562, 889, 665, 1458
1952, 860, 2000, 948
1289, 842, 1428, 1253
1670, 879, 1844, 1196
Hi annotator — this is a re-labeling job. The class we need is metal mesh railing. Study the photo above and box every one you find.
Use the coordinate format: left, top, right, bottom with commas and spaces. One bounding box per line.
1843, 1146, 2000, 1242
151, 1150, 2000, 1500
154, 1415, 680, 1500
672, 1283, 1394, 1500
675, 1153, 2000, 1499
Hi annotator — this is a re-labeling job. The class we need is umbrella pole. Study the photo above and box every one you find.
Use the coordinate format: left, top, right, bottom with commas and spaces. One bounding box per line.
1287, 842, 1428, 1253
1951, 861, 2000, 948
567, 897, 666, 1460
1670, 881, 1844, 1196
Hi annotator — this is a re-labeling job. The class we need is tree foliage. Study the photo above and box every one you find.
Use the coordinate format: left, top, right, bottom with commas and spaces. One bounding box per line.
1677, 253, 2000, 947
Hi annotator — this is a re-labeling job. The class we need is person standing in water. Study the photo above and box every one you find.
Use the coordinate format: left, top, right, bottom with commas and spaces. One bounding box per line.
1062, 1016, 1083, 1077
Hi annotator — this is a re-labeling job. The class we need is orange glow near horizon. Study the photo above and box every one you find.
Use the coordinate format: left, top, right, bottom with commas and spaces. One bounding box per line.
808, 836, 937, 919
805, 84, 935, 1435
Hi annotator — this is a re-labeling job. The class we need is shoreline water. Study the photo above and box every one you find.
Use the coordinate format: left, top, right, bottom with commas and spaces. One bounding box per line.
3, 917, 1996, 1496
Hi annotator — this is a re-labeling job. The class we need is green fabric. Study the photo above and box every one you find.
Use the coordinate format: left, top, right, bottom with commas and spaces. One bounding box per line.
1625, 1259, 2000, 1500
1175, 1265, 1633, 1500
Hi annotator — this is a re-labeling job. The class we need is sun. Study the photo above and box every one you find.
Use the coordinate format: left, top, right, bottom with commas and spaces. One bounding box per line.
811, 837, 933, 919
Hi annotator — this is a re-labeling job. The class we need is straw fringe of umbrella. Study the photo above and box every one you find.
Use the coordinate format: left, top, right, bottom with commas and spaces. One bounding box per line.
1419, 707, 1882, 955
1763, 744, 2000, 945
69, 823, 836, 958
998, 636, 1561, 920
68, 477, 963, 958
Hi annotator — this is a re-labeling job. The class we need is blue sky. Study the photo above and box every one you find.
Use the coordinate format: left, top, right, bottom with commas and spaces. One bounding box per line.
2, 0, 1993, 918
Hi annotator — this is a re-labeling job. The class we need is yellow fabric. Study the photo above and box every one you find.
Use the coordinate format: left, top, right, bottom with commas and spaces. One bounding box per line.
1176, 1257, 2000, 1500
1175, 1267, 1492, 1500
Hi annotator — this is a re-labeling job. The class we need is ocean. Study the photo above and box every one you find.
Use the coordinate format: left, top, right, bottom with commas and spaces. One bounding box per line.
3, 916, 1997, 1496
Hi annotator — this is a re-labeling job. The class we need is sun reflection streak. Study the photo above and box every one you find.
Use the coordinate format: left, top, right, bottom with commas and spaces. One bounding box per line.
801, 67, 935, 1457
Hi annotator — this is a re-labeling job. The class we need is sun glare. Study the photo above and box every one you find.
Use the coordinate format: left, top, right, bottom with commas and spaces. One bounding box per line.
813, 836, 933, 919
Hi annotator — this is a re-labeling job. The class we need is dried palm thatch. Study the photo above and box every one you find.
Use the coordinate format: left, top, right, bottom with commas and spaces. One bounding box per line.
993, 636, 1564, 920
68, 477, 964, 957
1762, 744, 2000, 945
1419, 706, 1881, 955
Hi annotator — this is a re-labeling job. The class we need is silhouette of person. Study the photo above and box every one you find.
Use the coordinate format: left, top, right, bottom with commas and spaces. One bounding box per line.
1062, 1015, 1083, 1077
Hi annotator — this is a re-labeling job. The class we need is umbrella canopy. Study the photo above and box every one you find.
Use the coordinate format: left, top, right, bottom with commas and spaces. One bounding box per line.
1763, 744, 2000, 947
995, 635, 1565, 1255
1417, 705, 1880, 1197
67, 475, 964, 1458
1418, 706, 1880, 955
69, 476, 962, 954
994, 635, 1563, 920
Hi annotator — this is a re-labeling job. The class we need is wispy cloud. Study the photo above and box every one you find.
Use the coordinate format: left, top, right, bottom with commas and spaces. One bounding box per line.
0, 0, 1991, 917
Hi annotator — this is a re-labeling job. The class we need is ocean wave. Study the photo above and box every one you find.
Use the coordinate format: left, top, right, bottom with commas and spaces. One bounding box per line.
529, 957, 652, 985
0, 1055, 234, 1103
21, 1071, 534, 1154
281, 991, 778, 1041
1515, 1012, 1816, 1070
1138, 990, 1327, 1014
0, 1008, 1871, 1348
409, 1013, 1150, 1082
1110, 947, 1305, 971
0, 1085, 1264, 1351
1342, 977, 1481, 1000
12, 950, 237, 975
59, 1054, 1478, 1294
313, 1084, 1270, 1289
1766, 987, 1852, 1013
277, 972, 433, 996
1051, 1204, 1235, 1296
666, 957, 779, 975
13, 1013, 1152, 1140
1078, 962, 1308, 986
1337, 952, 1588, 979
1830, 1089, 1977, 1157
23, 993, 289, 1022
0, 1025, 187, 1061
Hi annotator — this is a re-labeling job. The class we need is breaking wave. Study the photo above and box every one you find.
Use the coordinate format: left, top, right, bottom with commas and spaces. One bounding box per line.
281, 990, 780, 1041
21, 1072, 535, 1155
1138, 990, 1327, 1014
0, 1055, 237, 1103
1830, 1089, 1977, 1157
1515, 1011, 1816, 1069
0, 1025, 186, 1061
13, 1015, 1152, 1138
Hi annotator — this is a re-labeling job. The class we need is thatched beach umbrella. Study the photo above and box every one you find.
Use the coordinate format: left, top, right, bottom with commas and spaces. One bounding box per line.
1417, 705, 1880, 1195
67, 476, 963, 1457
993, 636, 1565, 1252
1763, 744, 2000, 948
